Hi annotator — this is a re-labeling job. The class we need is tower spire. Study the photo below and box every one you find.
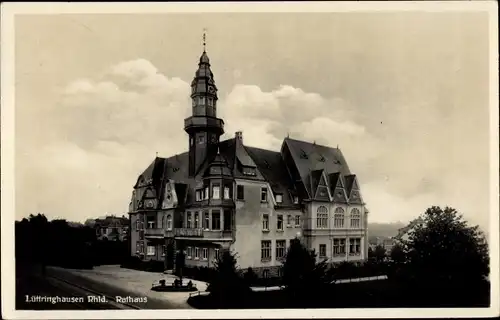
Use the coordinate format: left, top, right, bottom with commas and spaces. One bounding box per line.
203, 28, 207, 52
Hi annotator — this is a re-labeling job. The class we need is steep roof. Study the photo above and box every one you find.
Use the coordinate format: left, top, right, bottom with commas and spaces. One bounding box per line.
244, 146, 297, 207
283, 138, 351, 198
133, 137, 358, 208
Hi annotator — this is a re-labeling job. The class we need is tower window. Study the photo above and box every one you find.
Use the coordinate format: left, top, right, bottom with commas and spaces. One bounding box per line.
207, 97, 213, 106
198, 97, 206, 105
197, 135, 205, 144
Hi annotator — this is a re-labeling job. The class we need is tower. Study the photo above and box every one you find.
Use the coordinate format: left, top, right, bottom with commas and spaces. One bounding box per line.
184, 33, 224, 176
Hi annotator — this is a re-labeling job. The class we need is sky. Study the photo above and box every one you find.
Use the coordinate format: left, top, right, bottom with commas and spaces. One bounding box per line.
14, 11, 492, 229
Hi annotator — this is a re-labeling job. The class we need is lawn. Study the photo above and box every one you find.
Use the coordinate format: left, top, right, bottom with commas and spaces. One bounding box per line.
188, 279, 490, 309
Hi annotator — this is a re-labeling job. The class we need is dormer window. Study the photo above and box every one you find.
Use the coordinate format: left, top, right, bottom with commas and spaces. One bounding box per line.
275, 194, 283, 203
293, 196, 299, 204
300, 149, 308, 159
318, 155, 326, 162
242, 166, 257, 176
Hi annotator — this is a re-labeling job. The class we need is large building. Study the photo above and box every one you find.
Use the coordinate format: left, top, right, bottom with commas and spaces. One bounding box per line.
128, 48, 369, 276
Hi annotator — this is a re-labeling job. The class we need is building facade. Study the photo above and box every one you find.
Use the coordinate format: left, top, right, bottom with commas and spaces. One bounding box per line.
94, 215, 129, 242
128, 48, 369, 276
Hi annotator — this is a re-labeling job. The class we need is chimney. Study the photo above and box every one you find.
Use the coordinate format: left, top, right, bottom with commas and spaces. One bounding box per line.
235, 131, 243, 144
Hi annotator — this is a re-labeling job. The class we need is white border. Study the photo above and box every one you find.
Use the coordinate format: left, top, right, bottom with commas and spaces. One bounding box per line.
1, 1, 499, 319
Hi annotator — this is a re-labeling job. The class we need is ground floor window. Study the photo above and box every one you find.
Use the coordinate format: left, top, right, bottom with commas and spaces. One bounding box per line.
202, 248, 208, 260
276, 240, 286, 259
263, 269, 269, 278
261, 240, 271, 261
349, 238, 361, 255
147, 245, 156, 256
333, 238, 346, 256
186, 246, 192, 259
319, 244, 327, 257
161, 245, 166, 256
194, 247, 200, 259
214, 248, 220, 261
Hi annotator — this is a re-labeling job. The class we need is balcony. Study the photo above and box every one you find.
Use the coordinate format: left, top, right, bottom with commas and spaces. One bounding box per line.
184, 116, 224, 135
165, 228, 233, 241
144, 228, 164, 239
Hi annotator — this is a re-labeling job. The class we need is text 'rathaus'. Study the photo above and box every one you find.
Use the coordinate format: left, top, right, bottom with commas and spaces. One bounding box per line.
128, 47, 369, 278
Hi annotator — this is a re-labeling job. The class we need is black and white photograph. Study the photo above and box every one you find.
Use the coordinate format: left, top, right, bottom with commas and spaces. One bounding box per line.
1, 1, 498, 319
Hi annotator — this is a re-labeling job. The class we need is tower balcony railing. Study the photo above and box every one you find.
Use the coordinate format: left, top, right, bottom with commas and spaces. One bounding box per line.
184, 116, 224, 133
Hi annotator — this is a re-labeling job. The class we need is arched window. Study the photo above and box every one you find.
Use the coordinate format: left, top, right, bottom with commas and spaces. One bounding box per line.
166, 214, 172, 230
316, 206, 328, 229
334, 207, 345, 228
350, 208, 361, 228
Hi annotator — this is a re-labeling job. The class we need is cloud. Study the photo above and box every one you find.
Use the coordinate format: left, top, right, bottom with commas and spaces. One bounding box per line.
16, 58, 489, 232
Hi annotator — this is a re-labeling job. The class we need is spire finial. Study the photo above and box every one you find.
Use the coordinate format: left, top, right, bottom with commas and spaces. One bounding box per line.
203, 28, 207, 52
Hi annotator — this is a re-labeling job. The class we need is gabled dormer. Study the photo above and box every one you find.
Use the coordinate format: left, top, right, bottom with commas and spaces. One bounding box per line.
345, 174, 363, 205
310, 169, 331, 202
328, 172, 348, 204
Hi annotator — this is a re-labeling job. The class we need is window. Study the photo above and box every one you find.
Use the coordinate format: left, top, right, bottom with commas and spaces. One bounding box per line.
207, 97, 213, 106
276, 194, 283, 203
261, 241, 271, 261
236, 185, 244, 200
262, 214, 269, 231
166, 214, 172, 230
276, 240, 286, 259
187, 212, 192, 228
195, 189, 203, 201
319, 244, 327, 257
194, 247, 200, 260
194, 212, 200, 228
263, 269, 270, 278
203, 212, 210, 230
334, 207, 345, 228
135, 220, 140, 231
212, 183, 220, 200
242, 167, 257, 176
198, 96, 205, 105
333, 238, 346, 256
202, 248, 208, 260
316, 206, 328, 229
350, 208, 361, 228
212, 211, 221, 230
214, 248, 220, 261
293, 196, 299, 204
224, 186, 230, 199
197, 135, 205, 144
349, 238, 361, 255
277, 215, 284, 231
146, 215, 156, 229
186, 247, 192, 259
204, 187, 209, 200
136, 242, 141, 253
295, 215, 300, 227
162, 245, 166, 256
261, 188, 268, 202
147, 245, 156, 256
287, 215, 292, 226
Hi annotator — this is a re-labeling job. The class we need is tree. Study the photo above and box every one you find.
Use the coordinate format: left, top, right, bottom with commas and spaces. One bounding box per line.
282, 238, 329, 302
404, 206, 489, 290
389, 243, 406, 264
208, 250, 250, 306
373, 245, 387, 263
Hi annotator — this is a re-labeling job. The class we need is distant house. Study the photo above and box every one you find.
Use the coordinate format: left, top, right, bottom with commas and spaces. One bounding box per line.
94, 215, 129, 242
368, 236, 396, 253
